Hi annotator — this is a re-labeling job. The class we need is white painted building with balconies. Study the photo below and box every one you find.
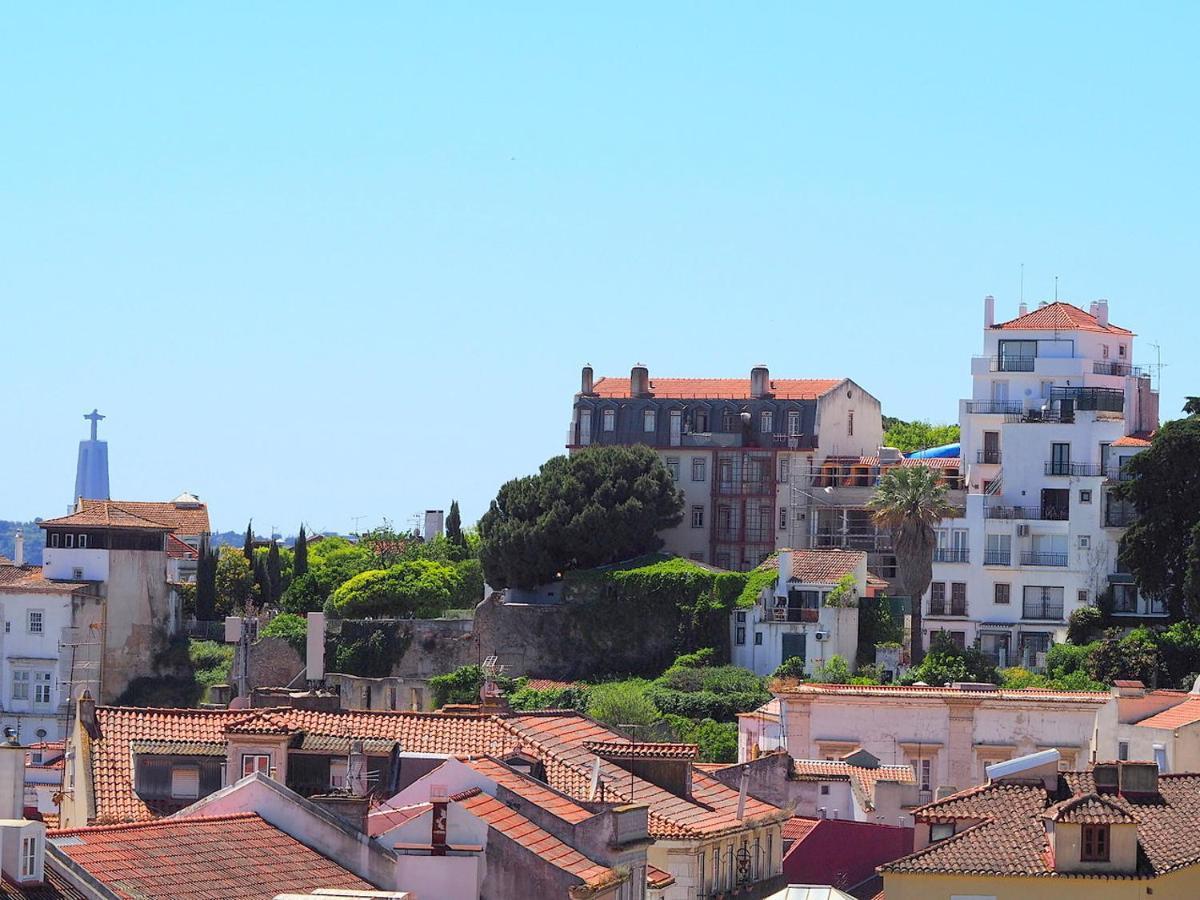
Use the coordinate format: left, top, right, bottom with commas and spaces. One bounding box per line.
925, 297, 1159, 668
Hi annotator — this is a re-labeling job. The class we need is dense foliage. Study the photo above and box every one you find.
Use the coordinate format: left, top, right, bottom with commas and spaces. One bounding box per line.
1117, 416, 1200, 619
902, 630, 998, 686
261, 612, 307, 655
479, 446, 684, 589
326, 559, 462, 618
430, 664, 523, 708
645, 658, 770, 721
882, 418, 960, 453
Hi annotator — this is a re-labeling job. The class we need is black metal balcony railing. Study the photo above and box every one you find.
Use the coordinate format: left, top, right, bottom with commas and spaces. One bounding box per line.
1107, 467, 1135, 482
1093, 361, 1144, 377
1022, 600, 1064, 620
1105, 509, 1137, 528
992, 355, 1037, 372
1021, 551, 1069, 567
983, 550, 1012, 566
1044, 461, 1105, 477
934, 548, 970, 563
929, 601, 968, 617
966, 401, 1023, 415
1005, 410, 1075, 424
986, 505, 1069, 521
977, 449, 1002, 464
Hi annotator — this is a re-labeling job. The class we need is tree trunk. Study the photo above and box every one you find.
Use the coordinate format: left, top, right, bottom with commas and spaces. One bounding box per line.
895, 522, 936, 666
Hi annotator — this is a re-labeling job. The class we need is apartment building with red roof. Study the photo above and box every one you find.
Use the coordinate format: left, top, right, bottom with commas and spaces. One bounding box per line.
567, 364, 885, 575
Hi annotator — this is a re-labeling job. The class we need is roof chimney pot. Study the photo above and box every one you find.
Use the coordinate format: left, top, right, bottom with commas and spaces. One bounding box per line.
630, 365, 651, 398
1019, 302, 1028, 316
581, 365, 595, 396
1097, 299, 1109, 327
12, 531, 22, 568
984, 295, 995, 328
750, 365, 771, 399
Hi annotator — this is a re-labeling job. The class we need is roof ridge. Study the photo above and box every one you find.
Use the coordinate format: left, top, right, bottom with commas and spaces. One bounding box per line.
51, 811, 260, 837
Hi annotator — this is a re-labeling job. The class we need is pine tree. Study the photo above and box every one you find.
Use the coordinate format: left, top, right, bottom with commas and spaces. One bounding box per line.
243, 521, 254, 564
267, 540, 282, 604
294, 525, 309, 577
446, 501, 465, 548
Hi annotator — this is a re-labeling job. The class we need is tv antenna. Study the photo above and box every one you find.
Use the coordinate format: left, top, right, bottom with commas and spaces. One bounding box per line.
1019, 262, 1024, 304
1147, 342, 1168, 395
350, 515, 366, 536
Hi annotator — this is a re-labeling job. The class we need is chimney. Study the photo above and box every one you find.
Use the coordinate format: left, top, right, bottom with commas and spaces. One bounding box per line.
630, 364, 650, 398
1019, 301, 1028, 316
1089, 301, 1100, 317
1118, 760, 1159, 797
581, 365, 595, 396
309, 794, 369, 833
1097, 298, 1109, 327
423, 510, 444, 541
775, 551, 791, 598
306, 612, 326, 682
12, 532, 22, 568
1038, 300, 1048, 309
984, 295, 995, 328
0, 731, 23, 821
77, 690, 98, 739
347, 739, 369, 796
750, 365, 771, 399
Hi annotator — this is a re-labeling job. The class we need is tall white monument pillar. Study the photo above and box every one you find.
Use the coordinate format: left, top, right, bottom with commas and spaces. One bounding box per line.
73, 409, 110, 504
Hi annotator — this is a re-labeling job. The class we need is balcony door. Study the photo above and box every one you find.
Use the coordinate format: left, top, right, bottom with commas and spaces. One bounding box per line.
1050, 442, 1071, 475
983, 431, 1000, 464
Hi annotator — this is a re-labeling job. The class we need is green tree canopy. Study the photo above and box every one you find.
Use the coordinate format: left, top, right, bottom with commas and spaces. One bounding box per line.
479, 445, 684, 589
326, 559, 462, 618
446, 501, 466, 549
1117, 417, 1200, 618
882, 419, 960, 453
215, 545, 255, 615
294, 525, 309, 577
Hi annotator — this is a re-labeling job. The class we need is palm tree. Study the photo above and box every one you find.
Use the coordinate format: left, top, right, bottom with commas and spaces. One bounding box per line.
1183, 397, 1200, 416
868, 464, 955, 665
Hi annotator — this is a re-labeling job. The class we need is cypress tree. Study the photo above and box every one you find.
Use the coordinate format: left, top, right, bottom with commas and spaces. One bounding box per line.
243, 520, 254, 564
254, 554, 271, 605
294, 525, 309, 577
196, 533, 217, 621
446, 501, 465, 548
267, 540, 282, 604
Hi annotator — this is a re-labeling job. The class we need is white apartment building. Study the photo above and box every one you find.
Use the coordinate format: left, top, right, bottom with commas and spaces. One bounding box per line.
924, 297, 1159, 668
568, 364, 885, 572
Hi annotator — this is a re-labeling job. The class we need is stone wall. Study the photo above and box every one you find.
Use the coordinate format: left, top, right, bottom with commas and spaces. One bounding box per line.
246, 637, 304, 692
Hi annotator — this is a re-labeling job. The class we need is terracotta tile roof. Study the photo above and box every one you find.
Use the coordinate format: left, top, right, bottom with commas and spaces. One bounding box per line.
646, 863, 676, 889
885, 773, 1200, 879
583, 740, 698, 761
0, 860, 86, 898
40, 505, 169, 531
49, 812, 375, 899
77, 499, 211, 535
1135, 696, 1200, 730
591, 376, 843, 400
775, 683, 1110, 705
461, 756, 594, 824
782, 816, 821, 842
452, 788, 617, 887
165, 534, 199, 559
523, 678, 580, 693
1112, 432, 1153, 447
791, 760, 915, 812
1043, 793, 1137, 825
991, 301, 1134, 335
365, 801, 432, 836
0, 565, 86, 595
129, 739, 225, 757
758, 549, 866, 584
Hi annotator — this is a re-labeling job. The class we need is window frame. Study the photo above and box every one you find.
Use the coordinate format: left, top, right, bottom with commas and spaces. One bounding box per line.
761, 410, 774, 433
787, 410, 801, 436
691, 506, 705, 529
11, 670, 29, 701
20, 837, 35, 878
1079, 489, 1092, 504
691, 457, 706, 482
994, 583, 1011, 605
602, 408, 615, 432
27, 610, 44, 635
33, 671, 52, 705
241, 753, 271, 778
1081, 824, 1110, 862
665, 457, 680, 480
778, 507, 788, 530
643, 408, 656, 433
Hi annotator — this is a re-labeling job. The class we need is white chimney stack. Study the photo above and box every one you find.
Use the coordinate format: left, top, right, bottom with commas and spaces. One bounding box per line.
1097, 299, 1109, 327
1019, 301, 1028, 316
630, 364, 650, 397
0, 732, 23, 820
1089, 301, 1100, 317
750, 365, 770, 399
423, 510, 444, 541
775, 551, 792, 598
306, 612, 326, 682
12, 532, 22, 568
984, 295, 995, 328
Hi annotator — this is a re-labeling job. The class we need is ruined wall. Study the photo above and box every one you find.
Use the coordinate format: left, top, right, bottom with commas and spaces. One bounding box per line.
101, 550, 173, 702
246, 636, 304, 692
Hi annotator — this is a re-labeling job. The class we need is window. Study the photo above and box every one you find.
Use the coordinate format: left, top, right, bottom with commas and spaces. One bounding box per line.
698, 852, 705, 896
1078, 591, 1089, 609
665, 457, 680, 480
1078, 535, 1090, 549
20, 837, 35, 878
695, 410, 709, 432
692, 457, 706, 481
929, 582, 946, 616
779, 507, 788, 530
330, 758, 348, 788
994, 583, 1011, 604
72, 568, 84, 580
820, 784, 830, 795
754, 631, 763, 645
918, 758, 932, 791
242, 754, 271, 778
171, 765, 200, 799
49, 534, 59, 548
1080, 489, 1092, 503
787, 410, 801, 435
64, 534, 74, 549
27, 611, 43, 634
11, 671, 28, 701
735, 626, 746, 646
1154, 743, 1168, 773
930, 822, 955, 842
602, 409, 615, 432
761, 411, 774, 433
1119, 344, 1127, 358
33, 672, 51, 705
847, 411, 854, 436
78, 534, 87, 549
1023, 586, 1065, 620
1102, 344, 1110, 359
3, 622, 8, 633
691, 506, 705, 528
779, 457, 789, 483
1118, 741, 1129, 761
1081, 824, 1110, 862
951, 582, 967, 615
998, 339, 1036, 371
643, 409, 656, 432
985, 533, 1011, 566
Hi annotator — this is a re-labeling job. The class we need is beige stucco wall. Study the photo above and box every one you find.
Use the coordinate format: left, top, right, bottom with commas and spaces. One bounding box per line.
883, 866, 1200, 900
101, 550, 172, 702
1049, 821, 1138, 874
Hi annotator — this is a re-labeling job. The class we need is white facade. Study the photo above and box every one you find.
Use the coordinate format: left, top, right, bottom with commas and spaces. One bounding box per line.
925, 298, 1159, 666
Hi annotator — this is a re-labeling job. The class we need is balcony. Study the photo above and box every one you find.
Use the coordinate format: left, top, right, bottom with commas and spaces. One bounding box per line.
934, 548, 969, 563
977, 449, 1002, 464
770, 606, 819, 624
1044, 462, 1105, 477
983, 550, 1012, 566
1021, 551, 1069, 567
1050, 386, 1125, 413
928, 601, 968, 617
986, 506, 1069, 521
966, 401, 1023, 416
1022, 600, 1064, 621
715, 478, 775, 497
1105, 508, 1137, 528
1093, 361, 1143, 377
1106, 467, 1135, 482
991, 355, 1036, 373
1004, 409, 1075, 425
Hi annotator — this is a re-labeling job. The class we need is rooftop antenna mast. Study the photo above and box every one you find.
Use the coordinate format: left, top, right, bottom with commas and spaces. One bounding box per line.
350, 515, 366, 537
1019, 262, 1024, 304
1147, 342, 1168, 396
1054, 275, 1059, 302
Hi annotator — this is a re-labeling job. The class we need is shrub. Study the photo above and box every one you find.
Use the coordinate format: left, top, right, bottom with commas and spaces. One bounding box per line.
772, 656, 808, 679
646, 664, 768, 721
429, 664, 522, 709
586, 680, 660, 728
823, 573, 859, 608
508, 684, 591, 712
810, 655, 851, 684
326, 559, 461, 619
451, 558, 486, 608
672, 648, 717, 669
665, 715, 738, 763
261, 613, 307, 655
1067, 606, 1104, 644
281, 572, 326, 614
1087, 628, 1162, 685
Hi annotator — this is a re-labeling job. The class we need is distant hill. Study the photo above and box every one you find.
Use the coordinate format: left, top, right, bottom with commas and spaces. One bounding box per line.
0, 521, 45, 566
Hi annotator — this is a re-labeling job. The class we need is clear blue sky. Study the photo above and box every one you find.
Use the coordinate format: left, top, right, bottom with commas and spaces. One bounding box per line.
3, 3, 1196, 534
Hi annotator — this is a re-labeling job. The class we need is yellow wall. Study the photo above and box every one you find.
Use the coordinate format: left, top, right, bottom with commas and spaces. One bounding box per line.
884, 866, 1200, 900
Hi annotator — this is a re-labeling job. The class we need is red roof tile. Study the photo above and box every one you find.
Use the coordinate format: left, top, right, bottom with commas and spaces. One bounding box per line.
991, 301, 1134, 335
461, 756, 595, 824
0, 565, 88, 595
77, 499, 211, 535
50, 812, 374, 899
522, 679, 580, 693
758, 549, 866, 584
365, 801, 432, 836
166, 534, 199, 559
1112, 432, 1153, 447
583, 740, 698, 761
591, 377, 843, 400
40, 505, 169, 531
1043, 793, 1137, 825
1136, 696, 1200, 730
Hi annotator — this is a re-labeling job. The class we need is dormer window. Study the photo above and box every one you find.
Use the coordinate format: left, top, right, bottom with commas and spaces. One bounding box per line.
78, 534, 87, 549
49, 534, 59, 548
602, 409, 615, 432
1081, 824, 1109, 862
930, 822, 955, 842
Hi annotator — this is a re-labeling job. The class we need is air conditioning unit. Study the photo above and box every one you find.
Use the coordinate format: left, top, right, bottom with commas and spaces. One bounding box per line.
1017, 524, 1030, 536
814, 630, 829, 641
